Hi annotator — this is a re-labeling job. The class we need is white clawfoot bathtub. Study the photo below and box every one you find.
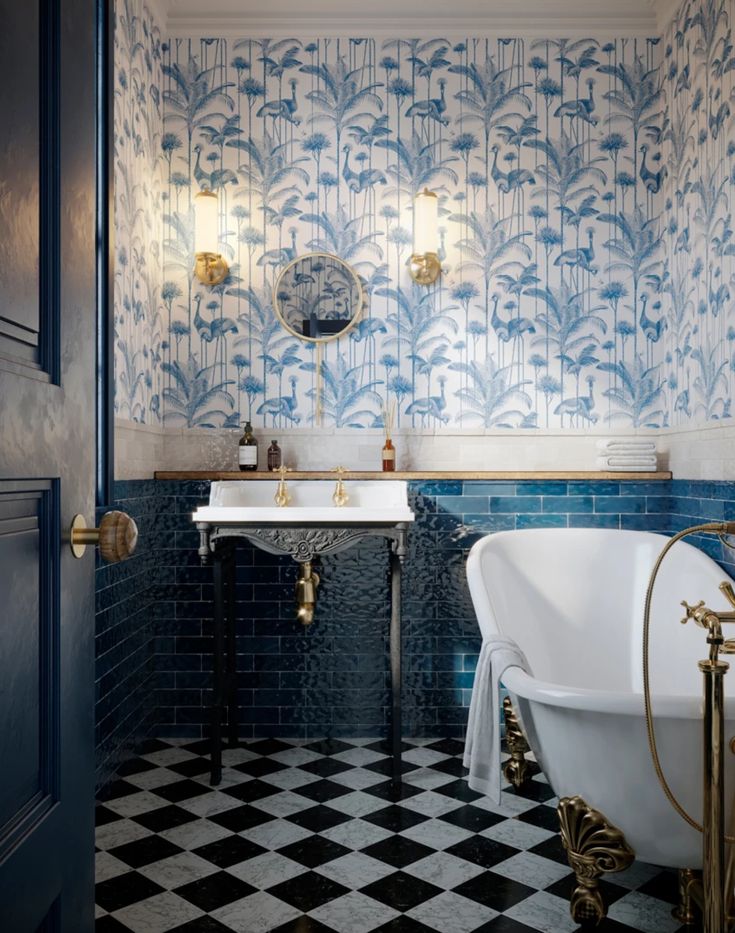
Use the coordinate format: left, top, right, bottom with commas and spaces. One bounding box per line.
466, 528, 735, 868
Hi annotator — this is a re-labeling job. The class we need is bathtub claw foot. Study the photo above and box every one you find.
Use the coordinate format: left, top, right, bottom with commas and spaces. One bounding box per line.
558, 796, 635, 926
502, 697, 531, 789
570, 883, 606, 926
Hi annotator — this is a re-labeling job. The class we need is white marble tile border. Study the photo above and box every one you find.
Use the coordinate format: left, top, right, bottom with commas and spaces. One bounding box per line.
115, 416, 735, 481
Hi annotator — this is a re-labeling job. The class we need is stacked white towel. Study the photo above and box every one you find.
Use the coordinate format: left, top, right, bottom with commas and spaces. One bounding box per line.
596, 438, 657, 472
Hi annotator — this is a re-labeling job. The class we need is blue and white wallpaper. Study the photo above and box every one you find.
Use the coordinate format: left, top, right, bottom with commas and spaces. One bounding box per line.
114, 0, 165, 422
661, 0, 735, 425
113, 0, 735, 432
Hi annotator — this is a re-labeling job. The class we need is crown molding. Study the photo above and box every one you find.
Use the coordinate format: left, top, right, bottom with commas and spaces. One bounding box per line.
146, 0, 169, 30
163, 0, 660, 38
651, 0, 683, 31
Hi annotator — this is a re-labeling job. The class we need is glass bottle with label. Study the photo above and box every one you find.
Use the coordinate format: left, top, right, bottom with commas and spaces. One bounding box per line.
238, 421, 258, 471
382, 438, 396, 471
267, 440, 282, 471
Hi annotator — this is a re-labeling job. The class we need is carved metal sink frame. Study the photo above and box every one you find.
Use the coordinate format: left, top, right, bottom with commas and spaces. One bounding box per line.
197, 520, 410, 787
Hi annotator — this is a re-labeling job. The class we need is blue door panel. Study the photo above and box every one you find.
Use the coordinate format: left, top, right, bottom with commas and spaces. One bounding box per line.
0, 0, 97, 928
0, 483, 58, 864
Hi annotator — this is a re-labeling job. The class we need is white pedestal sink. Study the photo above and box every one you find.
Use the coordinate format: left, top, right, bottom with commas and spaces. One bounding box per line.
192, 478, 413, 789
193, 479, 415, 524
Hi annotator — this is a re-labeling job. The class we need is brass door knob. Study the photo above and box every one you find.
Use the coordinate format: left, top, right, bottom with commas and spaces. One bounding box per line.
70, 510, 138, 562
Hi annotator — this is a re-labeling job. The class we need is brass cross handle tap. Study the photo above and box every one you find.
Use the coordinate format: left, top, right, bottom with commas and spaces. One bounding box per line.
680, 599, 714, 628
681, 582, 735, 628
332, 465, 349, 507
681, 583, 735, 656
274, 464, 292, 507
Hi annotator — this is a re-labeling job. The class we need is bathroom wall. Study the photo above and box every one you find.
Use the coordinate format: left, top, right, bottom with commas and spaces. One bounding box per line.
110, 0, 735, 478
96, 0, 735, 782
660, 0, 735, 429
113, 32, 679, 434
152, 479, 675, 739
114, 0, 166, 425
95, 475, 735, 758
96, 0, 169, 789
95, 482, 159, 788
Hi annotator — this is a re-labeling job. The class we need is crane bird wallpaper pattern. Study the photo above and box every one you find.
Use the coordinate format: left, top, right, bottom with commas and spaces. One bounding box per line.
113, 0, 735, 433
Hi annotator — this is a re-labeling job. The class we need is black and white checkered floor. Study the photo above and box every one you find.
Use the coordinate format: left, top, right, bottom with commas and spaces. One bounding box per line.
95, 737, 699, 933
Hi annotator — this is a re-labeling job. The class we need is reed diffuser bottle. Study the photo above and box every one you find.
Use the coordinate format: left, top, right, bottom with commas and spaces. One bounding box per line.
382, 400, 396, 472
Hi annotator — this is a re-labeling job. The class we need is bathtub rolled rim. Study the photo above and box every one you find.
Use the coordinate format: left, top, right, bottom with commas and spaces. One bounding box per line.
501, 665, 735, 719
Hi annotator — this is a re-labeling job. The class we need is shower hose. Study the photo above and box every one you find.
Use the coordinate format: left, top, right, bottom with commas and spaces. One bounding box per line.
643, 521, 735, 842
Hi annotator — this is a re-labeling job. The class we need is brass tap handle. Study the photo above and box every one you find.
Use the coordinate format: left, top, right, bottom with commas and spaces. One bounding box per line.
274, 464, 292, 508
332, 465, 349, 507
720, 581, 735, 609
70, 510, 138, 562
680, 597, 735, 631
680, 599, 707, 626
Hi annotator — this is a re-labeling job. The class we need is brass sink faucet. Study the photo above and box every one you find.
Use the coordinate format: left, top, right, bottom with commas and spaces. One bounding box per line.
332, 465, 349, 507
274, 464, 292, 507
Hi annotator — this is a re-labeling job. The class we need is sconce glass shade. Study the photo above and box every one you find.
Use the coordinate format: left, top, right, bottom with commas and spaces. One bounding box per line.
410, 188, 441, 286
193, 189, 228, 285
194, 189, 219, 254
413, 188, 438, 256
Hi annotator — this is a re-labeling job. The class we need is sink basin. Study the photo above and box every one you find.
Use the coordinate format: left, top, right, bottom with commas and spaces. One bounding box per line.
193, 480, 415, 524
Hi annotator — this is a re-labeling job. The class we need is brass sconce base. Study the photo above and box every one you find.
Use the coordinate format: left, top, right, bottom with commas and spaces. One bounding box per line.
502, 697, 531, 789
558, 795, 635, 925
409, 252, 441, 286
194, 252, 229, 286
296, 560, 320, 627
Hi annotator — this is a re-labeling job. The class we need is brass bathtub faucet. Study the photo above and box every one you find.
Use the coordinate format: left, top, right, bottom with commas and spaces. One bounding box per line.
681, 583, 735, 659
645, 523, 735, 933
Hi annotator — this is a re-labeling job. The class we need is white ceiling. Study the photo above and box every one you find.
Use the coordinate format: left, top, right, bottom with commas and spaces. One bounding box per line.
160, 0, 680, 38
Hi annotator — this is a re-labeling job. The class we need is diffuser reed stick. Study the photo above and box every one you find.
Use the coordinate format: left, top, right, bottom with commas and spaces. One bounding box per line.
382, 400, 396, 472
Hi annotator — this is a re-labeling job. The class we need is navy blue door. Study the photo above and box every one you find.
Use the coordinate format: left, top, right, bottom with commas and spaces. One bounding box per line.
0, 1, 98, 930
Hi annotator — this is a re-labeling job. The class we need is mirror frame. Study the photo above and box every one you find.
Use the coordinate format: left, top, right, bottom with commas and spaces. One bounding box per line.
272, 251, 364, 344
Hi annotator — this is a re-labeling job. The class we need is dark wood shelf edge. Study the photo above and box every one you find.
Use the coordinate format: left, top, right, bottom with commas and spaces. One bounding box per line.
154, 470, 672, 481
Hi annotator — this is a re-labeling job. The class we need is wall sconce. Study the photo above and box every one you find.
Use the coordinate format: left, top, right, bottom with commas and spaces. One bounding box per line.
409, 188, 441, 286
194, 189, 228, 286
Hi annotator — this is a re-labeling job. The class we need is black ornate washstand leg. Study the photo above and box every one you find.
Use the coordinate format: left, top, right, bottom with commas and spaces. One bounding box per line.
210, 539, 237, 786
199, 522, 409, 788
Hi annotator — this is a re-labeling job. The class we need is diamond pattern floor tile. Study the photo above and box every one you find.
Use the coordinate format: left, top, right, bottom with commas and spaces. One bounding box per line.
95, 738, 695, 933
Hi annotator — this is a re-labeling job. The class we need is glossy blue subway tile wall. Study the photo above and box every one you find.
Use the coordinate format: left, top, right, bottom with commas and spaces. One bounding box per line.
95, 484, 160, 789
95, 477, 735, 781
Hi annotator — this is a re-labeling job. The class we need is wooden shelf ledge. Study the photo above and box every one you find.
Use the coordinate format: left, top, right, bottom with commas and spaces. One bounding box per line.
154, 470, 672, 481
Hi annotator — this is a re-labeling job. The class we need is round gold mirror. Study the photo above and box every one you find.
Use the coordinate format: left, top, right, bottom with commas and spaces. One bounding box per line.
273, 252, 364, 343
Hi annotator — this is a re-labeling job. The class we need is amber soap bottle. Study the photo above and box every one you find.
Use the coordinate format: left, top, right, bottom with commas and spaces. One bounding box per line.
267, 440, 282, 471
238, 421, 258, 471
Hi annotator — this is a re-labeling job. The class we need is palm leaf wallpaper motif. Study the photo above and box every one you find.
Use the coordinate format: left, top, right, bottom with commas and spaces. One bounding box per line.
662, 0, 735, 426
114, 0, 735, 431
114, 0, 166, 422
